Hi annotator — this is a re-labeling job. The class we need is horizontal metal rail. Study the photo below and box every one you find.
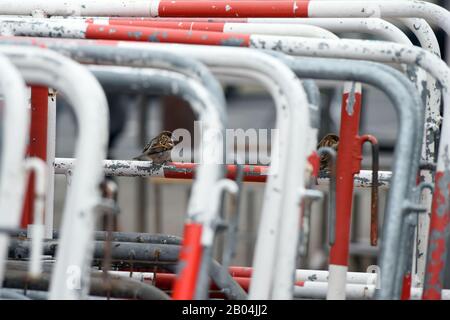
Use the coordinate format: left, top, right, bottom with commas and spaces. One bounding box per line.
0, 0, 448, 33
53, 157, 392, 188
293, 282, 450, 300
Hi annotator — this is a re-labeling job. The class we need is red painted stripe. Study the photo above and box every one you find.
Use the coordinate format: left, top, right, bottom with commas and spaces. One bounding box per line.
423, 171, 450, 300
106, 19, 226, 32
21, 87, 48, 228
155, 273, 251, 292
172, 223, 203, 300
308, 151, 320, 178
400, 272, 412, 300
227, 266, 304, 286
329, 91, 363, 266
228, 266, 253, 278
85, 24, 250, 46
225, 164, 268, 182
158, 1, 309, 18
110, 17, 249, 23
163, 163, 268, 183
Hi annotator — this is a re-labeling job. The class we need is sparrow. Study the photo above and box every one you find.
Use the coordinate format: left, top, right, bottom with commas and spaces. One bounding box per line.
133, 130, 181, 165
317, 133, 339, 172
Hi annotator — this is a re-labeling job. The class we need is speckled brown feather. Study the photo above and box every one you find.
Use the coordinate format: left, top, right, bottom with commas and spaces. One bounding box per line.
142, 131, 174, 155
317, 133, 339, 171
133, 130, 177, 163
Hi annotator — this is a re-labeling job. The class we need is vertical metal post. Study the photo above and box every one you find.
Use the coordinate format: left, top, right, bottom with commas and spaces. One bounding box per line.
136, 95, 148, 233
327, 82, 362, 300
246, 187, 255, 267
21, 86, 48, 228
45, 89, 56, 239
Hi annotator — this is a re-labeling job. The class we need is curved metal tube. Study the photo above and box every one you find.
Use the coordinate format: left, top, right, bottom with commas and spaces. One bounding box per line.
8, 240, 247, 300
266, 55, 421, 300
317, 146, 337, 246
188, 47, 311, 300
245, 35, 450, 299
0, 45, 109, 300
0, 53, 29, 288
0, 19, 432, 296
396, 17, 442, 289
89, 65, 220, 119
113, 44, 311, 300
88, 65, 225, 299
254, 15, 441, 293
202, 65, 312, 300
89, 65, 240, 300
2, 269, 171, 300
0, 39, 226, 120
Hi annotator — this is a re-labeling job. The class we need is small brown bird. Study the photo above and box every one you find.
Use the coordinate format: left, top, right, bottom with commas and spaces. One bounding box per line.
133, 130, 181, 164
317, 133, 339, 171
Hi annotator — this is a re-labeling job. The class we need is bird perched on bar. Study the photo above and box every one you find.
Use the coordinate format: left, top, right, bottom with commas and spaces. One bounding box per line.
132, 130, 181, 165
317, 133, 339, 172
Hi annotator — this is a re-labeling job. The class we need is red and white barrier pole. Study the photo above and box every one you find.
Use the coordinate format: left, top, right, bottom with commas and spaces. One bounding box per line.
21, 87, 55, 239
327, 83, 362, 300
21, 87, 48, 227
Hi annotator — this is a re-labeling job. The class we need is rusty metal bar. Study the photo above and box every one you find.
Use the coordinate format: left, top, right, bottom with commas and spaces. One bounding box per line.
360, 135, 379, 247
317, 146, 337, 246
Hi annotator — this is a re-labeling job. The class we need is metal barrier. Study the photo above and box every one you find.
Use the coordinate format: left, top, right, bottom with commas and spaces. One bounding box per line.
0, 45, 109, 299
88, 64, 227, 300
0, 0, 448, 301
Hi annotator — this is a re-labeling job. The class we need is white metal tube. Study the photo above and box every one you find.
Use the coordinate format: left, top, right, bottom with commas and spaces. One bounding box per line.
211, 20, 363, 301
119, 42, 312, 300
104, 268, 379, 285
245, 13, 440, 294
0, 53, 29, 288
90, 64, 227, 300
0, 1, 448, 34
45, 89, 56, 239
246, 34, 450, 299
306, 1, 450, 33
223, 22, 337, 38
202, 49, 312, 300
202, 179, 238, 247
0, 16, 335, 40
0, 0, 152, 17
294, 282, 450, 300
247, 18, 412, 44
396, 17, 441, 290
53, 157, 391, 188
24, 157, 47, 278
